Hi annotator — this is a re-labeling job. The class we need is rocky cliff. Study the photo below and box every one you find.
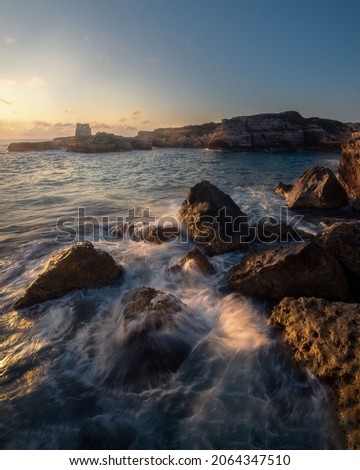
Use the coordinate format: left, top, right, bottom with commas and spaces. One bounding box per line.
8, 111, 355, 153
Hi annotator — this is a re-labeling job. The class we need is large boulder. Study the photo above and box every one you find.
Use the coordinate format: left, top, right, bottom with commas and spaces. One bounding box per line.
104, 287, 209, 392
276, 166, 348, 210
228, 240, 349, 301
270, 297, 360, 449
178, 180, 248, 255
15, 242, 124, 309
316, 223, 360, 298
338, 140, 360, 198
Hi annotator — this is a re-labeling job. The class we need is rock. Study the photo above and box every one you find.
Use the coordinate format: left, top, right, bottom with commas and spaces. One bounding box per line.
276, 166, 348, 210
173, 248, 215, 274
352, 198, 360, 212
139, 225, 179, 244
338, 140, 360, 198
208, 111, 351, 151
228, 240, 349, 301
270, 297, 360, 449
68, 132, 132, 153
316, 223, 360, 298
142, 123, 218, 148
274, 182, 293, 197
178, 180, 248, 255
15, 242, 124, 309
7, 141, 61, 152
105, 287, 209, 392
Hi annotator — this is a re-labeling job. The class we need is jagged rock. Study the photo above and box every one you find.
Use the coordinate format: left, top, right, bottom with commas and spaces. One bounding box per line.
15, 242, 124, 309
7, 141, 60, 152
68, 132, 132, 153
252, 219, 306, 243
276, 166, 348, 210
352, 198, 360, 212
316, 223, 360, 298
338, 140, 360, 198
270, 297, 360, 449
274, 182, 293, 197
173, 248, 215, 274
140, 225, 179, 244
178, 180, 248, 255
105, 287, 209, 392
228, 240, 349, 301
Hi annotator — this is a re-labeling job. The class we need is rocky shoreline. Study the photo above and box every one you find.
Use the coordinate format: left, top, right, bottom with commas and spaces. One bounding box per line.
7, 110, 358, 153
13, 137, 360, 449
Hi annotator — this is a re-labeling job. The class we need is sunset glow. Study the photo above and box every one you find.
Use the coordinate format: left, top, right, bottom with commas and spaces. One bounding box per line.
1, 0, 360, 139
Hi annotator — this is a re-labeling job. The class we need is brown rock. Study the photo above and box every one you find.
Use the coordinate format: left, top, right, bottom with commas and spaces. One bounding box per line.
178, 180, 248, 255
270, 297, 360, 449
316, 223, 360, 298
274, 182, 293, 197
173, 248, 215, 274
339, 140, 360, 198
228, 240, 349, 301
15, 242, 124, 309
280, 167, 348, 210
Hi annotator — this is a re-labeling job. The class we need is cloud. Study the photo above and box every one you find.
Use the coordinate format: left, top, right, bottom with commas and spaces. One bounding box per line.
141, 120, 151, 125
4, 37, 16, 44
90, 121, 112, 130
119, 117, 128, 122
64, 108, 75, 114
147, 56, 158, 64
0, 98, 12, 105
131, 109, 141, 120
26, 76, 45, 87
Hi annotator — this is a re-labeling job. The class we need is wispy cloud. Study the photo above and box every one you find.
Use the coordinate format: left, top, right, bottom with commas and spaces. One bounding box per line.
141, 120, 151, 125
131, 109, 141, 120
26, 76, 45, 87
119, 117, 128, 123
0, 98, 12, 105
4, 37, 16, 44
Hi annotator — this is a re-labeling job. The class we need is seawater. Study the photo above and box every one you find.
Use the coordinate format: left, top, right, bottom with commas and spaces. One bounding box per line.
0, 144, 341, 449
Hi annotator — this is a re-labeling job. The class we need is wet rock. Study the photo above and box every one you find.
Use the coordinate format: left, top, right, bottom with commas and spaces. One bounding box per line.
270, 296, 360, 449
338, 140, 360, 198
15, 242, 124, 309
178, 180, 248, 255
105, 287, 209, 392
252, 218, 307, 243
352, 198, 360, 212
139, 225, 179, 244
173, 248, 215, 274
274, 182, 293, 197
276, 166, 348, 210
228, 240, 349, 301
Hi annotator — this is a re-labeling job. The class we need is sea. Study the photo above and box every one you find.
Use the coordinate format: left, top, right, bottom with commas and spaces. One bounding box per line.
0, 142, 341, 449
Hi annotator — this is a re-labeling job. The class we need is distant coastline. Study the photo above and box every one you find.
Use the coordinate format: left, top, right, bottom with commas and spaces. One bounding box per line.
7, 110, 360, 154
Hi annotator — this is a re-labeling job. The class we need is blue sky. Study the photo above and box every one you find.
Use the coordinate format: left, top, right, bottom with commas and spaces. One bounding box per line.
1, 0, 359, 138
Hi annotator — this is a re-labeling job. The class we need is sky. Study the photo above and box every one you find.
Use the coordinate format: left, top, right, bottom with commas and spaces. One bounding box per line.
1, 0, 360, 139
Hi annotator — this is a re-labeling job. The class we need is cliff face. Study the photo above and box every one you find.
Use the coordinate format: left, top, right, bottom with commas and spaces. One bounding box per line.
207, 111, 351, 151
7, 111, 355, 153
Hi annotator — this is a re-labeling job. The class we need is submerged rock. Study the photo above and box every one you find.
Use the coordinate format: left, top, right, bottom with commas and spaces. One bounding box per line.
338, 140, 360, 198
173, 248, 215, 274
228, 240, 349, 301
104, 286, 209, 392
178, 180, 248, 255
15, 242, 124, 309
270, 297, 360, 449
275, 166, 348, 210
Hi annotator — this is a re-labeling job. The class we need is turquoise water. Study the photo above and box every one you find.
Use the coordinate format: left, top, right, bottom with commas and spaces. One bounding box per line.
0, 145, 340, 449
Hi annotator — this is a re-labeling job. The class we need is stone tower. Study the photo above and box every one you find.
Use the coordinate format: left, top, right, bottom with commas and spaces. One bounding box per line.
75, 123, 92, 138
